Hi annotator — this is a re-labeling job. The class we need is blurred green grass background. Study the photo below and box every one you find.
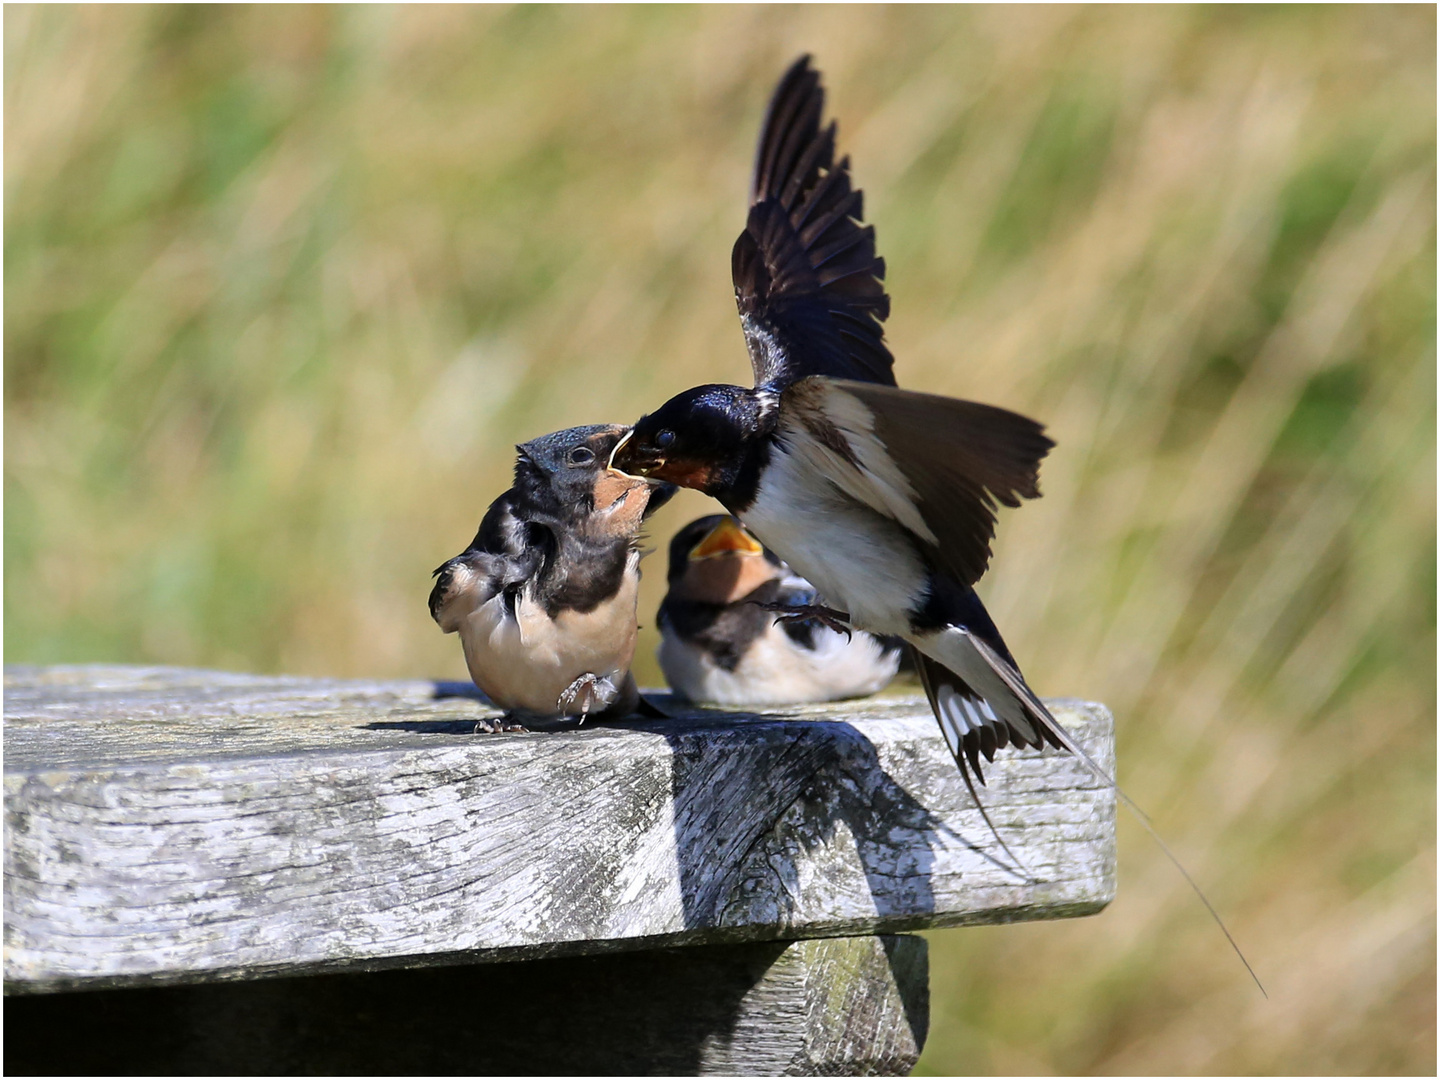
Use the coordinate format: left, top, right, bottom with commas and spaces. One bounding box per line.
5, 5, 1434, 1073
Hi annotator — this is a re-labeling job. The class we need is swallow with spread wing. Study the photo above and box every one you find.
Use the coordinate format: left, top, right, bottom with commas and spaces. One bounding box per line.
431, 424, 674, 727
609, 55, 1074, 795
658, 514, 902, 705
607, 57, 1265, 993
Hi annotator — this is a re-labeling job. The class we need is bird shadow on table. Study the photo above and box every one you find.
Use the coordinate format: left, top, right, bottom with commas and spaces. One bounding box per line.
602, 694, 1031, 916
361, 680, 597, 734
606, 696, 992, 1056
365, 684, 1026, 906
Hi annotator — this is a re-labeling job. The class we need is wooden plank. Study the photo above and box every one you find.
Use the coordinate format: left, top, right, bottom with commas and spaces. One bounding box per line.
4, 665, 1115, 993
3, 934, 929, 1075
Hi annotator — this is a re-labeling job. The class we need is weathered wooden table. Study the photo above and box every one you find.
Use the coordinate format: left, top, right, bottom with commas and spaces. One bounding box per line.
3, 665, 1115, 1075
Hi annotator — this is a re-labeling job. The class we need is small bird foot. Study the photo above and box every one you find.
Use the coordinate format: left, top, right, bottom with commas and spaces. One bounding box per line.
557, 673, 616, 723
750, 601, 854, 640
473, 715, 529, 734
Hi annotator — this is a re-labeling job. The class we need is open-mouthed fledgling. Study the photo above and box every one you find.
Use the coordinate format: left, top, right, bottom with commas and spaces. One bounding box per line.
657, 515, 902, 705
429, 424, 674, 727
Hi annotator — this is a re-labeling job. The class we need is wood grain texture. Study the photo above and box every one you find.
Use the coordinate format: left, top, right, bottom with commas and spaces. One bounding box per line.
3, 935, 928, 1075
4, 665, 1115, 994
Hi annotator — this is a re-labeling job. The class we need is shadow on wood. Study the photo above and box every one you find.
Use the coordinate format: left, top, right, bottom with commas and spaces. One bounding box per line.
371, 695, 1049, 936
3, 936, 928, 1076
656, 716, 959, 932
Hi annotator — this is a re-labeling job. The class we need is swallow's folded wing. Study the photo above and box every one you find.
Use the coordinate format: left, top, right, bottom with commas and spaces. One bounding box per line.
780, 377, 1054, 588
429, 549, 508, 632
430, 491, 549, 632
733, 56, 894, 392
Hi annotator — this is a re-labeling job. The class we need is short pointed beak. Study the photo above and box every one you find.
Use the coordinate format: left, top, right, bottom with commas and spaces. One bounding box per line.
689, 517, 764, 561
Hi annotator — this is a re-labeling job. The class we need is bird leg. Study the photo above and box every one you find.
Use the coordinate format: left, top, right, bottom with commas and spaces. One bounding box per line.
749, 600, 854, 641
557, 673, 616, 724
473, 714, 530, 735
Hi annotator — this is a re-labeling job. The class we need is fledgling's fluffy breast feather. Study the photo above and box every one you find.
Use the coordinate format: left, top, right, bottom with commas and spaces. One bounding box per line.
659, 606, 900, 706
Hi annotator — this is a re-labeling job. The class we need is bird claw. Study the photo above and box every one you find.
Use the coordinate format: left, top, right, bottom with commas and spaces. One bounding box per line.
750, 600, 854, 641
557, 673, 616, 722
473, 716, 529, 734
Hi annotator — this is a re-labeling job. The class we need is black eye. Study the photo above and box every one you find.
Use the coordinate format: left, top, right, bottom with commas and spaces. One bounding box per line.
655, 429, 676, 449
567, 446, 595, 466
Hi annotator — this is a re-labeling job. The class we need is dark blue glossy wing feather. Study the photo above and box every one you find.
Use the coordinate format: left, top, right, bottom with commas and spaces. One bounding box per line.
733, 56, 894, 391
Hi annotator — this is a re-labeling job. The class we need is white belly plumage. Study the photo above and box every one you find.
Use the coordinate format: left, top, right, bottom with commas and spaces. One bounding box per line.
739, 442, 926, 635
744, 455, 1051, 747
457, 556, 641, 716
740, 433, 1046, 742
658, 620, 900, 706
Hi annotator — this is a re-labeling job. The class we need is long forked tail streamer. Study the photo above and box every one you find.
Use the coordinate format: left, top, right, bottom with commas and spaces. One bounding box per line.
960, 631, 1268, 998
911, 647, 1035, 883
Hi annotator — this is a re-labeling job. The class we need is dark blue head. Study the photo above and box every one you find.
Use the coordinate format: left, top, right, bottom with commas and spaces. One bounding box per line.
608, 384, 770, 504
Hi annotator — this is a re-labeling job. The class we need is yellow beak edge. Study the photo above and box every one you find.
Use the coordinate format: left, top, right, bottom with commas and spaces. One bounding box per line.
689, 517, 764, 561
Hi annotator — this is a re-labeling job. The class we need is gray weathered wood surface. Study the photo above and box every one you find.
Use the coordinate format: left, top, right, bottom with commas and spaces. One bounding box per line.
4, 665, 1115, 994
5, 935, 929, 1076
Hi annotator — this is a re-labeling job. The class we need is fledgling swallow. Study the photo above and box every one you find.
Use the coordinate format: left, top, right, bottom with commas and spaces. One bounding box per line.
429, 424, 674, 727
657, 515, 903, 705
609, 55, 1077, 797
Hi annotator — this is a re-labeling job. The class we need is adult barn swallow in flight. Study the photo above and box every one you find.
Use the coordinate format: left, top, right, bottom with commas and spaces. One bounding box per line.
430, 425, 674, 726
610, 55, 1073, 792
657, 515, 902, 705
609, 56, 1265, 992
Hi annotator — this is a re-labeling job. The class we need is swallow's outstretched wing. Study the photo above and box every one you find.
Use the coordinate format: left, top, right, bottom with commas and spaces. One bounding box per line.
780, 376, 1054, 589
733, 55, 894, 392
